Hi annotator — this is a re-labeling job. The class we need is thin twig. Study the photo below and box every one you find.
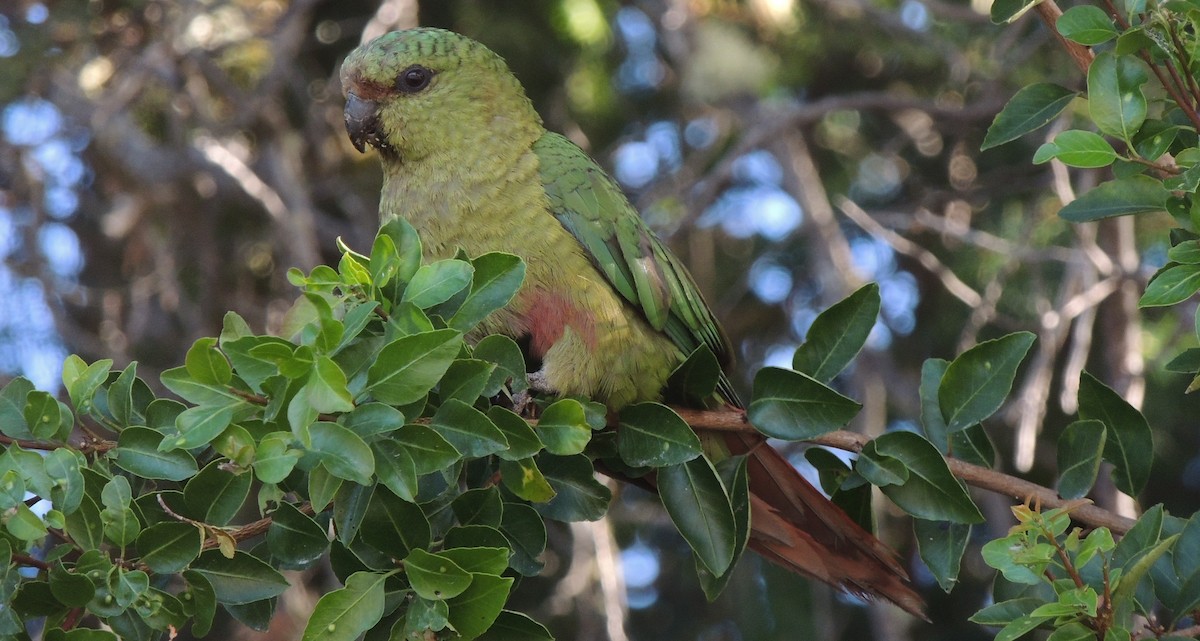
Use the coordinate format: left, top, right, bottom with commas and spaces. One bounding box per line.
836, 197, 983, 307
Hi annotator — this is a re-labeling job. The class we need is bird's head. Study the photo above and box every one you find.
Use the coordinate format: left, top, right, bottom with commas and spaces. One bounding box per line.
340, 28, 542, 164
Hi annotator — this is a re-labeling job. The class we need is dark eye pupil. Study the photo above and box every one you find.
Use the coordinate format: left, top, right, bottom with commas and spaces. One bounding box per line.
399, 66, 431, 92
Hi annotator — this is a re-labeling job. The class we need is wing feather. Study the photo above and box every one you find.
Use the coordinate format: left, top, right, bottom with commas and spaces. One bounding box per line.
534, 132, 738, 404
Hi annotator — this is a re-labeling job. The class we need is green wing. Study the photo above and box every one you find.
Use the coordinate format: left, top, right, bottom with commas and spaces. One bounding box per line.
533, 132, 739, 404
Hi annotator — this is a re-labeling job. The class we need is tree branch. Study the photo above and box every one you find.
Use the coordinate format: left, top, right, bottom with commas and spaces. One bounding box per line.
673, 406, 1138, 535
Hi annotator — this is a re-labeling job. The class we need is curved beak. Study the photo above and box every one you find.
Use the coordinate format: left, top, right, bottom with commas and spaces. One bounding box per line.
344, 92, 381, 153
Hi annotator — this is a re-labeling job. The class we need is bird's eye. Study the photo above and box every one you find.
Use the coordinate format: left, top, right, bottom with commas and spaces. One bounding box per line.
397, 65, 433, 93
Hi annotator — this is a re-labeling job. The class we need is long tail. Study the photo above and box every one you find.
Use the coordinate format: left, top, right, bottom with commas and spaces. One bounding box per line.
726, 431, 927, 619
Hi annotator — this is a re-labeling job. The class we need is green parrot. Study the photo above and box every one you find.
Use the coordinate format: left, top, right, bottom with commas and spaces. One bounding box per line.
341, 28, 923, 616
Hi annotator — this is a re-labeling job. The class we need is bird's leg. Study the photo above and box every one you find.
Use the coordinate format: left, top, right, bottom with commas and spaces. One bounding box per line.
511, 369, 555, 418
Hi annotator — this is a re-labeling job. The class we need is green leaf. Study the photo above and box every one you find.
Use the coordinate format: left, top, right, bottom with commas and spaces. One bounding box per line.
301, 571, 386, 641
971, 597, 1042, 626
1033, 130, 1117, 168
792, 283, 881, 382
449, 252, 526, 332
253, 432, 302, 485
939, 332, 1036, 432
165, 403, 235, 451
439, 547, 509, 576
535, 399, 591, 456
665, 345, 722, 406
658, 457, 737, 576
309, 422, 375, 486
185, 337, 232, 386
360, 488, 431, 560
304, 356, 355, 413
982, 83, 1076, 149
1078, 372, 1153, 495
472, 334, 529, 396
446, 573, 514, 641
477, 610, 554, 641
439, 359, 497, 405
1168, 240, 1200, 265
0, 377, 34, 439
333, 483, 373, 546
308, 464, 342, 512
990, 0, 1043, 23
64, 357, 113, 413
1140, 263, 1200, 307
617, 402, 702, 467
404, 548, 474, 600
189, 550, 290, 605
697, 456, 751, 600
135, 522, 202, 574
341, 403, 404, 438
498, 458, 556, 503
403, 259, 474, 309
7, 502, 48, 540
48, 561, 96, 607
44, 448, 85, 514
430, 400, 509, 458
1056, 420, 1106, 500
184, 460, 251, 525
24, 390, 62, 440
1056, 5, 1118, 45
182, 570, 217, 636
393, 423, 462, 474
535, 454, 611, 522
366, 329, 462, 405
914, 519, 970, 592
747, 367, 862, 440
1059, 175, 1169, 221
1088, 51, 1149, 141
919, 358, 951, 451
861, 431, 984, 523
499, 502, 548, 577
371, 440, 419, 502
453, 487, 504, 528
487, 407, 544, 460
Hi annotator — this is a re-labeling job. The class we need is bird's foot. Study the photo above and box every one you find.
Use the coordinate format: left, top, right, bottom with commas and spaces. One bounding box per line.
510, 370, 555, 418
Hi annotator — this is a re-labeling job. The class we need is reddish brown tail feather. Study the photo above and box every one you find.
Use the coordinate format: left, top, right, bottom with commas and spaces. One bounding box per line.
727, 432, 927, 619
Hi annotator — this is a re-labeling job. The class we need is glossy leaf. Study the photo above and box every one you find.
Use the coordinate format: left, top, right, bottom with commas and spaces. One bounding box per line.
135, 522, 202, 574
1078, 372, 1153, 495
1056, 420, 1106, 500
405, 548, 473, 600
309, 422, 375, 486
982, 83, 1076, 149
658, 457, 737, 576
747, 367, 862, 440
446, 573, 514, 641
1140, 263, 1200, 307
1056, 5, 1117, 45
534, 399, 592, 456
792, 283, 880, 382
535, 454, 611, 522
402, 259, 474, 309
189, 550, 290, 605
617, 402, 702, 467
939, 332, 1035, 432
184, 460, 251, 526
366, 329, 462, 405
860, 431, 984, 523
449, 252, 526, 332
301, 571, 386, 641
914, 519, 970, 593
430, 400, 508, 458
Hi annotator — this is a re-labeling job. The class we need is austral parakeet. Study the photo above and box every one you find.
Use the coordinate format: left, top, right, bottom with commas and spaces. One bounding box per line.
341, 28, 924, 616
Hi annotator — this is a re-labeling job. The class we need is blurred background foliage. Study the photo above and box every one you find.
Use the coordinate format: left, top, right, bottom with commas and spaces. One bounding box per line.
1, 0, 1198, 639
